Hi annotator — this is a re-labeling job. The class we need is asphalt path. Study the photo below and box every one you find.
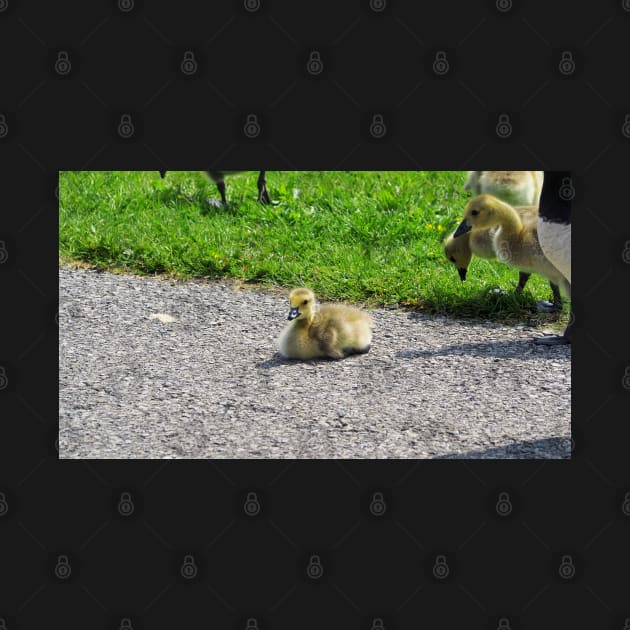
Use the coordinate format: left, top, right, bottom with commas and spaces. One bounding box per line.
59, 267, 571, 459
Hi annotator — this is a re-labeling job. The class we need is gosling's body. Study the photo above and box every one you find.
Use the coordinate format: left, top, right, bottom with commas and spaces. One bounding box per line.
464, 171, 544, 207
278, 288, 373, 360
444, 205, 561, 309
453, 195, 571, 301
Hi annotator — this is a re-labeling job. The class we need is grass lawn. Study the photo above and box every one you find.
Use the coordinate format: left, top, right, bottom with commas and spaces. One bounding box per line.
59, 170, 569, 324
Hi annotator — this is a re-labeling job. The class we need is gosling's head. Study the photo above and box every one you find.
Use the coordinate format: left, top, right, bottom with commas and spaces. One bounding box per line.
444, 233, 471, 282
453, 194, 503, 238
287, 288, 316, 321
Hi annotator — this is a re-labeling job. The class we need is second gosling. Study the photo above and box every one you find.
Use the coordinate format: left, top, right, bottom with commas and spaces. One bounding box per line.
277, 288, 373, 360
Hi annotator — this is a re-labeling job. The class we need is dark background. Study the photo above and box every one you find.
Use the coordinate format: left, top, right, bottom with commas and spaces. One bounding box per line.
1, 0, 630, 628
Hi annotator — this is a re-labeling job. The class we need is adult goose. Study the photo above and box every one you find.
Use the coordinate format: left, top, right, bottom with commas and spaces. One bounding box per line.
534, 171, 572, 345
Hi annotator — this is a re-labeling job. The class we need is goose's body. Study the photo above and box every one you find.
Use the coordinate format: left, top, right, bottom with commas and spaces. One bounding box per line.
158, 170, 270, 205
534, 171, 572, 344
453, 195, 571, 302
278, 288, 373, 360
464, 171, 544, 207
445, 204, 562, 310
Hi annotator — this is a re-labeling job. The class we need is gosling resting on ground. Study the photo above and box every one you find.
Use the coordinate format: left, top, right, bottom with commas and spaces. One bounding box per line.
277, 288, 373, 360
453, 195, 571, 304
464, 171, 544, 207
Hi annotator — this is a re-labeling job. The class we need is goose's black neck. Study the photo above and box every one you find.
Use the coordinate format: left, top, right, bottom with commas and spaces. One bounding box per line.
539, 171, 572, 225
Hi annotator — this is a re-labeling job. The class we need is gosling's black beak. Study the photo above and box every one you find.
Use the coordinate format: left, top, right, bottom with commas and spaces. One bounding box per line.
287, 307, 300, 321
458, 267, 467, 282
453, 219, 472, 238
159, 170, 167, 179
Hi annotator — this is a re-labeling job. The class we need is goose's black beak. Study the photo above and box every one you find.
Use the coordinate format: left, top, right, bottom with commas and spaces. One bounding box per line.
453, 219, 472, 238
458, 267, 467, 282
159, 170, 167, 179
287, 307, 300, 321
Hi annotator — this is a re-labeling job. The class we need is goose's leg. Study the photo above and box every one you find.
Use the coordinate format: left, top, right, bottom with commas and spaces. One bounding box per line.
257, 170, 271, 204
536, 282, 562, 313
515, 272, 531, 293
533, 307, 572, 345
206, 171, 228, 206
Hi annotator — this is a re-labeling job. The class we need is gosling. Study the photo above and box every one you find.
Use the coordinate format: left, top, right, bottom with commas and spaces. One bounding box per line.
453, 194, 571, 302
464, 171, 544, 206
277, 288, 373, 360
444, 204, 562, 311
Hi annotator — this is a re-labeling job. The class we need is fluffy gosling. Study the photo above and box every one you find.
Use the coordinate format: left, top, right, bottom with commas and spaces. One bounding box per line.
277, 288, 373, 360
453, 194, 571, 302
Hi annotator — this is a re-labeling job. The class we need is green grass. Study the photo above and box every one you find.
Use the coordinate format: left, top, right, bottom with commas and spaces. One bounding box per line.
59, 170, 568, 323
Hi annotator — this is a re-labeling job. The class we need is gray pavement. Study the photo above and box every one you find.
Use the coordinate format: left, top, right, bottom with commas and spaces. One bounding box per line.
59, 267, 571, 459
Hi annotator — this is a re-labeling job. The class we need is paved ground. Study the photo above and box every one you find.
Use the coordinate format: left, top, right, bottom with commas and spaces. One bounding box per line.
59, 267, 571, 459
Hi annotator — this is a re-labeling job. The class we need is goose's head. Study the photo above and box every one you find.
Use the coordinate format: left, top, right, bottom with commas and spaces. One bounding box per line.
444, 233, 472, 282
454, 194, 505, 237
287, 288, 316, 322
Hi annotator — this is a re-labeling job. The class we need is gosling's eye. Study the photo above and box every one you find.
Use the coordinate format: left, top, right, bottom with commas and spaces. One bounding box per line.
303, 299, 308, 305
450, 256, 456, 263
471, 210, 479, 216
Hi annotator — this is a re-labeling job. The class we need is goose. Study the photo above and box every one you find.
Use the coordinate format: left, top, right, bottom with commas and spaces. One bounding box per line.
277, 288, 373, 360
533, 171, 572, 345
464, 171, 544, 206
158, 170, 270, 205
453, 195, 571, 309
444, 204, 562, 311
